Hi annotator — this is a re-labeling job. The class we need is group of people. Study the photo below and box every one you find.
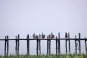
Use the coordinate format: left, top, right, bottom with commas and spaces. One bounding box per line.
32, 32, 55, 39
32, 32, 68, 39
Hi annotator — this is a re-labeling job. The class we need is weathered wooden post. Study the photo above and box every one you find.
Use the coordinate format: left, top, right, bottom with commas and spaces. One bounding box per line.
39, 39, 41, 55
79, 33, 81, 54
27, 34, 30, 55
65, 32, 67, 54
47, 36, 48, 55
47, 35, 51, 55
75, 35, 77, 54
15, 36, 18, 55
58, 33, 60, 54
49, 35, 51, 55
85, 37, 87, 52
4, 36, 7, 56
38, 34, 41, 55
56, 36, 57, 57
18, 34, 20, 55
49, 37, 51, 55
36, 36, 38, 56
75, 33, 81, 54
36, 34, 41, 55
65, 32, 70, 54
7, 35, 9, 56
68, 33, 70, 53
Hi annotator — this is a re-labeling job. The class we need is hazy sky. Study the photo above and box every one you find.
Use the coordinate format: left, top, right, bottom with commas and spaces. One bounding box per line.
0, 0, 87, 55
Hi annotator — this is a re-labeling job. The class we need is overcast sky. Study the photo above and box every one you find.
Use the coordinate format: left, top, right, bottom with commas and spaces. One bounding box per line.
0, 0, 87, 55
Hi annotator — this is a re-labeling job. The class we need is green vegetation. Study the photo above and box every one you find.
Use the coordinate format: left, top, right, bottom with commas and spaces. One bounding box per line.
0, 53, 87, 58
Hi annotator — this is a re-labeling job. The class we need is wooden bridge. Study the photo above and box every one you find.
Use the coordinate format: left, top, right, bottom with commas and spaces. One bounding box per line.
0, 32, 87, 56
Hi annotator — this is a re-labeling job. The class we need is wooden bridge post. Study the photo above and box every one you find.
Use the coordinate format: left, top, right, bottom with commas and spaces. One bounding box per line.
38, 35, 41, 55
65, 32, 67, 54
18, 34, 20, 55
47, 36, 48, 55
75, 35, 77, 54
79, 33, 81, 54
7, 35, 9, 56
36, 37, 38, 56
15, 36, 18, 55
47, 35, 51, 55
38, 39, 41, 55
68, 33, 70, 53
4, 36, 7, 56
56, 36, 57, 57
85, 37, 87, 53
58, 33, 60, 54
49, 37, 51, 55
27, 34, 30, 55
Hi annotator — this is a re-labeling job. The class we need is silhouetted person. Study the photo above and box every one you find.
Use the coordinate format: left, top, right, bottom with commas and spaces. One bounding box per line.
39, 34, 41, 38
49, 34, 51, 39
42, 32, 45, 38
65, 32, 68, 38
50, 32, 54, 38
33, 33, 38, 38
33, 33, 36, 38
